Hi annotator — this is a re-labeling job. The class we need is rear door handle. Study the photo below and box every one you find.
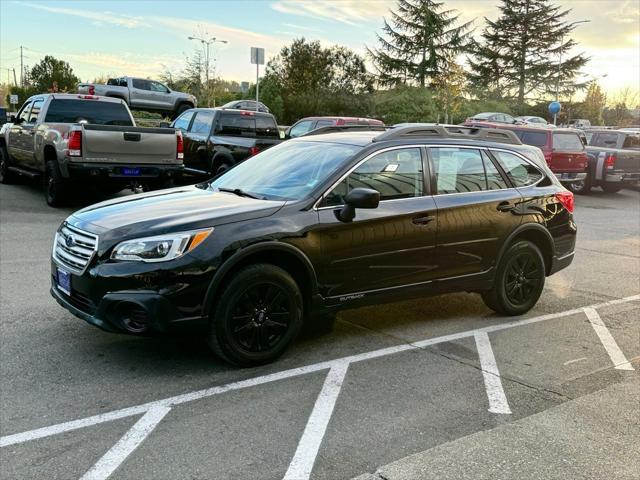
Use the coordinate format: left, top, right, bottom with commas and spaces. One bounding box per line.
497, 201, 516, 212
412, 215, 435, 225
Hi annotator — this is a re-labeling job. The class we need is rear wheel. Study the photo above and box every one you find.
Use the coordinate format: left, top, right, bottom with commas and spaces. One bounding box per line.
44, 160, 68, 207
215, 163, 231, 175
0, 146, 16, 184
566, 172, 591, 195
601, 182, 623, 193
208, 264, 303, 366
481, 240, 545, 316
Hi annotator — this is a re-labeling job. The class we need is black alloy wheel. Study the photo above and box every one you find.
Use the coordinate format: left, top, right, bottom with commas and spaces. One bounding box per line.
481, 240, 545, 315
208, 264, 303, 366
0, 147, 14, 184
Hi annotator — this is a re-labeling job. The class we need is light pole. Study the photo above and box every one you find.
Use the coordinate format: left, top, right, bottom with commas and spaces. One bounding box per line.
555, 20, 590, 125
188, 36, 228, 107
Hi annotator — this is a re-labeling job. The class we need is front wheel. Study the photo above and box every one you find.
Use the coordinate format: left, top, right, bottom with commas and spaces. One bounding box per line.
601, 182, 623, 194
481, 240, 546, 316
208, 264, 303, 366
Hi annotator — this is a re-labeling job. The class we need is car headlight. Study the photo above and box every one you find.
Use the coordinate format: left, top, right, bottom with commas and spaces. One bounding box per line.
111, 228, 213, 262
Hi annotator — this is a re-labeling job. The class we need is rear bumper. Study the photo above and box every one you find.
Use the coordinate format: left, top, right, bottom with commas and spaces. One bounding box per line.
604, 172, 640, 184
62, 162, 184, 180
549, 251, 575, 275
555, 172, 587, 183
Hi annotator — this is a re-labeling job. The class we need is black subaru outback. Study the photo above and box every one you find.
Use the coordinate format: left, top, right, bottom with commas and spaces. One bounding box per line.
51, 125, 577, 366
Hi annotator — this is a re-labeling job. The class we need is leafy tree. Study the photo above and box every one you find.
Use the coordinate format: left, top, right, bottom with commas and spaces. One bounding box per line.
431, 58, 467, 123
581, 82, 606, 125
27, 56, 79, 93
369, 86, 439, 124
467, 0, 589, 113
368, 0, 473, 87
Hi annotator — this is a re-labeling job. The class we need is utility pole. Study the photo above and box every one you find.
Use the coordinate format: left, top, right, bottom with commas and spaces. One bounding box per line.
20, 46, 24, 87
12, 68, 17, 87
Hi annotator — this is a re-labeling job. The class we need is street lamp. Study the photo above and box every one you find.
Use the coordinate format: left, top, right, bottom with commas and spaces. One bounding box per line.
188, 35, 228, 107
554, 19, 590, 125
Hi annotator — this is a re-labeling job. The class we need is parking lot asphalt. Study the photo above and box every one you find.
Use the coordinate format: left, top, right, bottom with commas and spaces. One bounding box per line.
1, 181, 638, 480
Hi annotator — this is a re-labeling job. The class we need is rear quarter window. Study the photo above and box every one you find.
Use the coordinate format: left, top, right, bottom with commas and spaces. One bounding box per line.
44, 99, 134, 126
552, 132, 584, 151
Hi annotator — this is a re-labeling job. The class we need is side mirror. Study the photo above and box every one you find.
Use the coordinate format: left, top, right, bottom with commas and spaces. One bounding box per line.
159, 121, 171, 128
335, 188, 380, 223
10, 115, 18, 124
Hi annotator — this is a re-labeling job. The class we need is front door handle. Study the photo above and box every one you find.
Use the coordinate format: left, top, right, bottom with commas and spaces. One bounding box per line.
497, 201, 516, 212
412, 215, 435, 225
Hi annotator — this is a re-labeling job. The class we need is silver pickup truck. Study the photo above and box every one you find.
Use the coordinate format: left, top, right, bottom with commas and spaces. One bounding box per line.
78, 77, 196, 119
0, 94, 184, 206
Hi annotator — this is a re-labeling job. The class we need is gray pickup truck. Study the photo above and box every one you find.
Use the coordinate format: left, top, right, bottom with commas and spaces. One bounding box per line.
78, 77, 196, 119
0, 94, 184, 206
571, 129, 640, 194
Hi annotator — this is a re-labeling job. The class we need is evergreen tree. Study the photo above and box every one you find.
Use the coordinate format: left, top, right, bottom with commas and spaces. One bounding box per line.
368, 0, 472, 88
467, 0, 589, 112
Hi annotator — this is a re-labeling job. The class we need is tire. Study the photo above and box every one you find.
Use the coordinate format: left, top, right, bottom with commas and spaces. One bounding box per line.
208, 264, 303, 366
566, 172, 591, 195
215, 163, 231, 175
601, 182, 623, 194
44, 160, 68, 207
171, 103, 190, 120
481, 240, 546, 316
0, 146, 16, 184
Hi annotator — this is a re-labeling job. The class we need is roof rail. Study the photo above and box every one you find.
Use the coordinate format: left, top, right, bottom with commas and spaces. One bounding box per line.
373, 124, 522, 145
300, 125, 387, 137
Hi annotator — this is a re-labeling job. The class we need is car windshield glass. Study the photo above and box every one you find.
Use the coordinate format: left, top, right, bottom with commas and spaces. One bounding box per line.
44, 99, 133, 126
207, 141, 359, 201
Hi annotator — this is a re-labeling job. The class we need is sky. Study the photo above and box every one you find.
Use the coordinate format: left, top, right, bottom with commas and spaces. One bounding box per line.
0, 0, 638, 98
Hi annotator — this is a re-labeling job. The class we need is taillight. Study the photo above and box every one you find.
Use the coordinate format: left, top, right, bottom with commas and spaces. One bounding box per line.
176, 131, 184, 160
240, 111, 255, 116
248, 146, 260, 157
555, 191, 574, 213
605, 153, 616, 169
68, 130, 82, 157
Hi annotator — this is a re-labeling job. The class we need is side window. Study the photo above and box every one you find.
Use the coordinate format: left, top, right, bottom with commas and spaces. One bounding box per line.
173, 111, 194, 132
492, 150, 543, 187
623, 135, 639, 148
189, 111, 215, 135
323, 148, 423, 207
28, 99, 44, 123
132, 79, 150, 90
316, 120, 334, 128
289, 120, 314, 137
17, 101, 33, 122
149, 81, 169, 93
431, 147, 487, 194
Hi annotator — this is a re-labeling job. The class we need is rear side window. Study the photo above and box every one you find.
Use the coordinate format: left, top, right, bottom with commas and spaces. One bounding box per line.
513, 129, 548, 147
216, 113, 255, 136
316, 120, 334, 128
430, 148, 508, 193
553, 132, 584, 151
492, 151, 543, 187
18, 101, 32, 122
592, 133, 618, 147
173, 111, 193, 132
44, 100, 134, 126
132, 79, 150, 90
255, 116, 279, 138
190, 111, 215, 135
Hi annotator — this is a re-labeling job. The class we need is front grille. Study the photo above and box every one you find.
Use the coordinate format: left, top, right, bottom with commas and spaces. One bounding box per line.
53, 223, 98, 274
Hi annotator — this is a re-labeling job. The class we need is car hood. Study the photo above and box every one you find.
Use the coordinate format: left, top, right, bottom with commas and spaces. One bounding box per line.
68, 186, 286, 241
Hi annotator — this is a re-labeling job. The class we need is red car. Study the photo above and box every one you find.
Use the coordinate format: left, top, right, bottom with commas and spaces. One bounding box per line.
464, 122, 587, 186
286, 116, 384, 138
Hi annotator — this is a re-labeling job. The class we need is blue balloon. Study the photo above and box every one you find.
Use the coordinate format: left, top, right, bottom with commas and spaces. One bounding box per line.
548, 101, 561, 114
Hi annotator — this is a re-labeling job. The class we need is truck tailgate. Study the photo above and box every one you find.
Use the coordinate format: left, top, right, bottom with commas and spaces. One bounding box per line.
612, 150, 640, 172
81, 125, 178, 164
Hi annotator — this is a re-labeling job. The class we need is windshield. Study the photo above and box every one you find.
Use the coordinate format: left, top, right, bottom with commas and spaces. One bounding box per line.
208, 141, 360, 201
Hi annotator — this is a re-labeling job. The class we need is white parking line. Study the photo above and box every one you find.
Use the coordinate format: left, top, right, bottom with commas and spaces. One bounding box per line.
283, 363, 349, 480
1, 294, 638, 480
80, 405, 171, 480
474, 332, 512, 414
584, 307, 635, 371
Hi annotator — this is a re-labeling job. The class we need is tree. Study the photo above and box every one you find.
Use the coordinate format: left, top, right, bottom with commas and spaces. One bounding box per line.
27, 56, 79, 93
467, 0, 589, 113
581, 82, 606, 125
431, 58, 467, 123
368, 0, 473, 88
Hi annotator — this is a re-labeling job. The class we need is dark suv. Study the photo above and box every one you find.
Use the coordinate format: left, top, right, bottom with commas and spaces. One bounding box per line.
51, 126, 577, 366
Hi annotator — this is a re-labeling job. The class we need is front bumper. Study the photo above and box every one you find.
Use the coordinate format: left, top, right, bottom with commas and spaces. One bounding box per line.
555, 172, 587, 183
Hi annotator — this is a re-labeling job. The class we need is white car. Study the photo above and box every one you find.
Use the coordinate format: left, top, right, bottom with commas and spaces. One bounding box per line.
515, 116, 554, 128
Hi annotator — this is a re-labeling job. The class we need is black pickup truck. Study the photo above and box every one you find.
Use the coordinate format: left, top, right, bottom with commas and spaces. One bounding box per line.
170, 108, 282, 177
571, 129, 640, 194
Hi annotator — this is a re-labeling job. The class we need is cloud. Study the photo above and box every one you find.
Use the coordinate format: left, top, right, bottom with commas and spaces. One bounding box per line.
15, 1, 149, 28
271, 0, 389, 25
61, 51, 183, 79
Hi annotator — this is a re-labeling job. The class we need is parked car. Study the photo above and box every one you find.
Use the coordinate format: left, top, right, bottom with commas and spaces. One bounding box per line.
464, 122, 588, 187
50, 125, 576, 366
0, 94, 183, 206
567, 119, 591, 129
286, 116, 384, 138
0, 107, 7, 127
78, 77, 196, 119
220, 100, 270, 113
170, 107, 281, 176
515, 116, 552, 127
464, 112, 518, 124
569, 129, 640, 194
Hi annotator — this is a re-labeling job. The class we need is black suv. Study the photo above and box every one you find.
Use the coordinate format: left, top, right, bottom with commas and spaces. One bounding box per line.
51, 126, 577, 366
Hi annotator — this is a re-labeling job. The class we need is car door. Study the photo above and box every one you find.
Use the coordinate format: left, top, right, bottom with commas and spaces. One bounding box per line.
149, 81, 172, 110
316, 146, 437, 298
23, 98, 44, 169
8, 100, 33, 163
429, 146, 523, 280
185, 110, 215, 172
